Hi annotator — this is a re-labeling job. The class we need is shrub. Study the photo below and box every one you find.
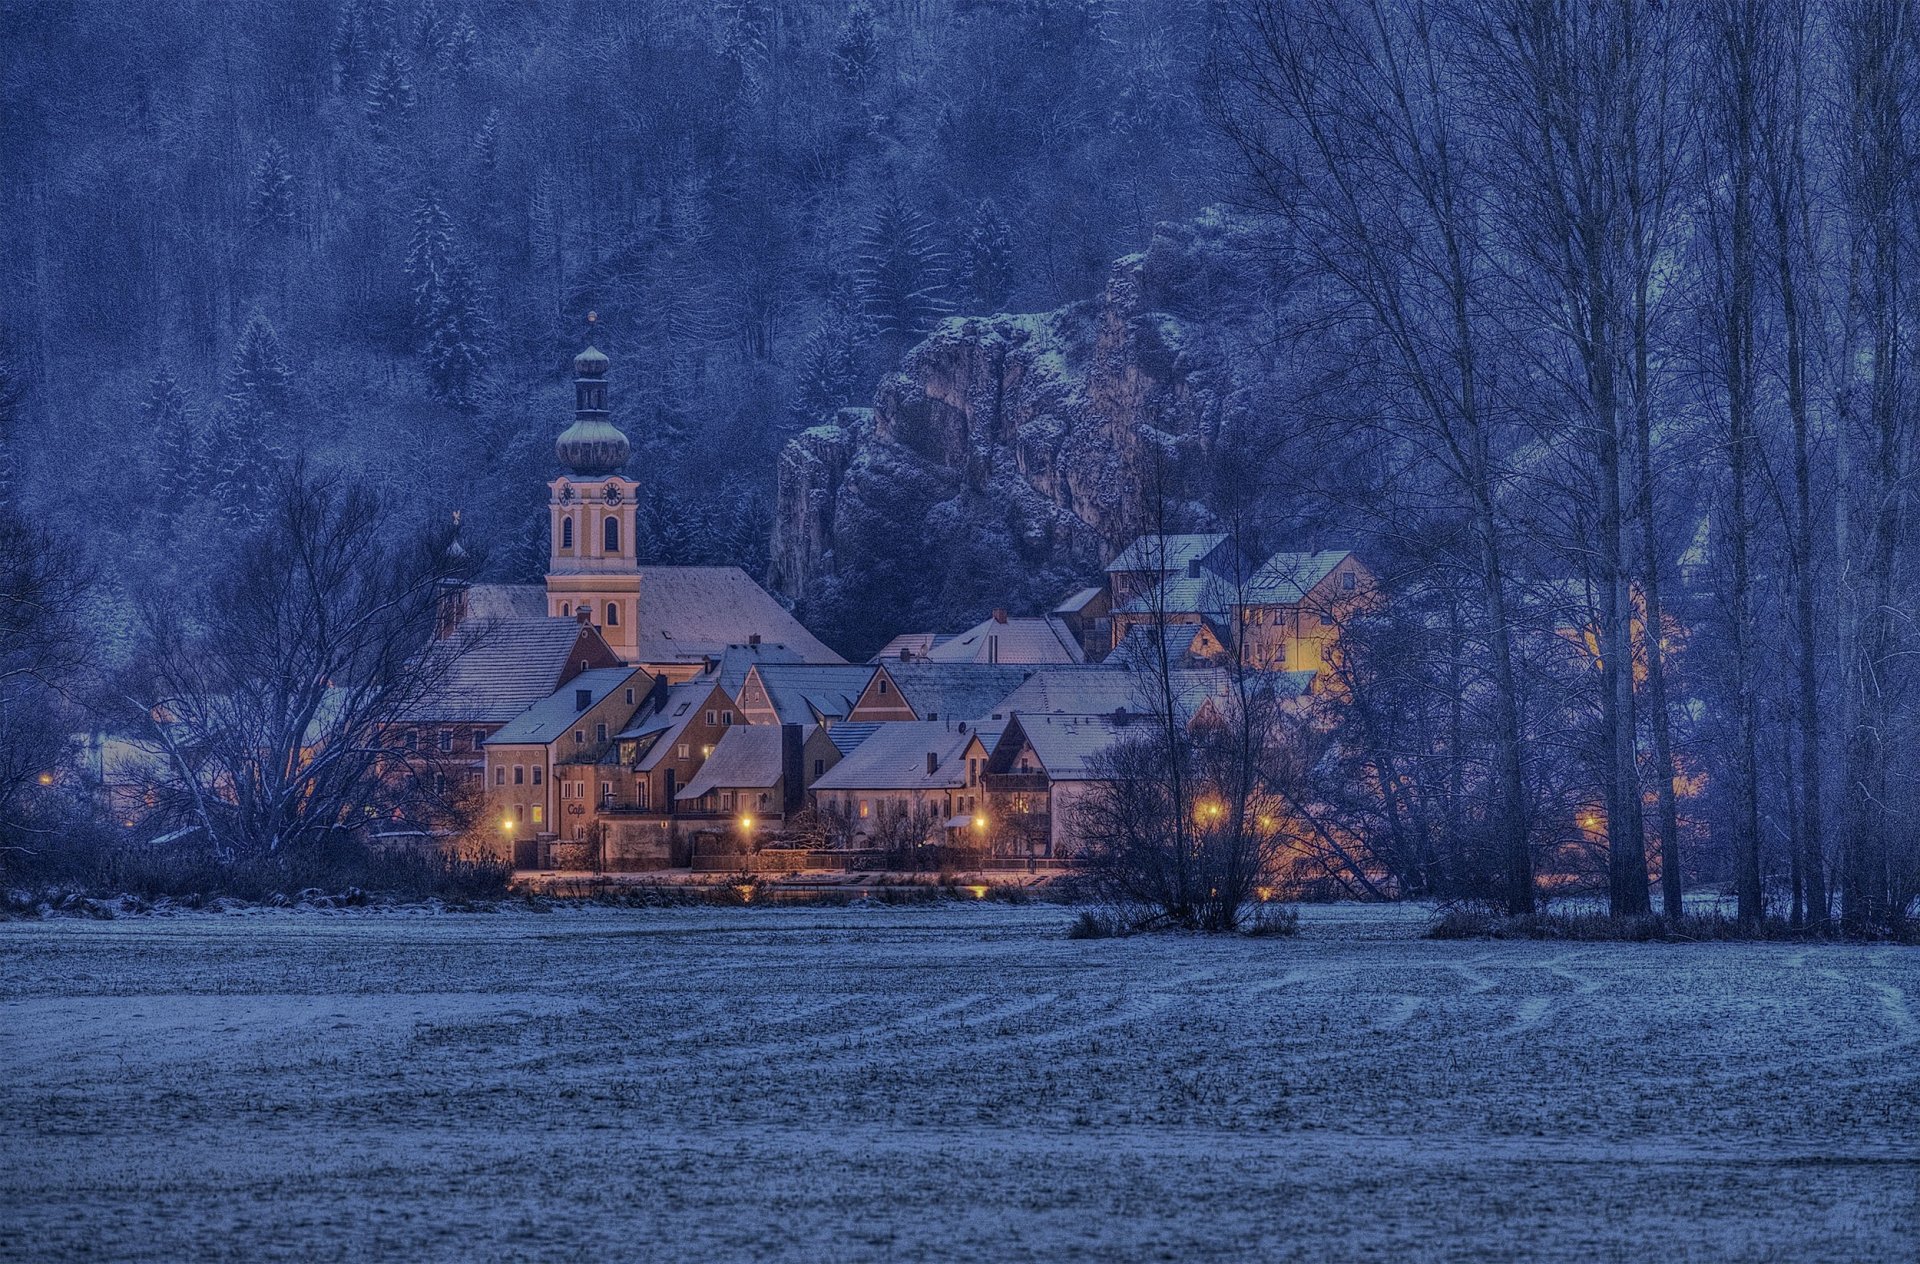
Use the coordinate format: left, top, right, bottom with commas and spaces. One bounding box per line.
1241, 904, 1300, 937
1067, 908, 1125, 939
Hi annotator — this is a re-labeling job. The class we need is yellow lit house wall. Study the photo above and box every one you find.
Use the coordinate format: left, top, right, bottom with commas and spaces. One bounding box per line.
1238, 557, 1378, 676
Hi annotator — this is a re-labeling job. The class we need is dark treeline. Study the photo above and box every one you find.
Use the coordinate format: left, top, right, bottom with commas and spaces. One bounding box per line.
1203, 0, 1917, 933
0, 0, 1225, 602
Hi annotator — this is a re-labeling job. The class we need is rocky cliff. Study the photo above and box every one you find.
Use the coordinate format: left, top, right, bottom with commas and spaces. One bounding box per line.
772, 209, 1293, 655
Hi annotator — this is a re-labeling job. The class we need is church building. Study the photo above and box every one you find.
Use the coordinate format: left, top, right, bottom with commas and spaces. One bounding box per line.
455, 324, 843, 680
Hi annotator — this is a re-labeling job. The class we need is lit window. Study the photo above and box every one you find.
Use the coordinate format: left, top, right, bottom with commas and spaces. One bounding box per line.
532, 806, 543, 825
677, 743, 690, 759
858, 799, 870, 818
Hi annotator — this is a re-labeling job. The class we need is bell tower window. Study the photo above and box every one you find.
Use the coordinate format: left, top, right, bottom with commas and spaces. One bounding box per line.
561, 517, 574, 550
604, 515, 620, 553
606, 602, 620, 627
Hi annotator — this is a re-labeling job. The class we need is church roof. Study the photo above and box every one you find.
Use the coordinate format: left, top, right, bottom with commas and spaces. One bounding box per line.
628, 567, 843, 666
412, 618, 605, 724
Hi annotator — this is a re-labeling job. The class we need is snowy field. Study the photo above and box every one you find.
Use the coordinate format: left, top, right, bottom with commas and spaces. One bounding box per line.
1, 904, 1915, 1263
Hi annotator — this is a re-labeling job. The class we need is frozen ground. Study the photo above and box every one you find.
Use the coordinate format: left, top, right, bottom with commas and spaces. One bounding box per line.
1, 903, 1914, 1263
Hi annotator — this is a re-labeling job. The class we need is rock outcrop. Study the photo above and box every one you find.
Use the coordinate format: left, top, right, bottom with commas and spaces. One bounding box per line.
772, 209, 1290, 654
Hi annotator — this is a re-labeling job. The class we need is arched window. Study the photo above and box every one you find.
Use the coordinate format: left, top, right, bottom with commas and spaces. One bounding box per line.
605, 602, 620, 627
560, 602, 571, 617
561, 517, 574, 550
604, 515, 620, 553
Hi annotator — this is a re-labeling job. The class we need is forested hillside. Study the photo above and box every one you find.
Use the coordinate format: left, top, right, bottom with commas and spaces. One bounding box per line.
0, 0, 1226, 624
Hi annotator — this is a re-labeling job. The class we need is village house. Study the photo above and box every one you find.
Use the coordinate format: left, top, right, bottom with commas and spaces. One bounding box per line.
870, 609, 1085, 665
673, 722, 844, 829
734, 663, 877, 727
983, 712, 1135, 859
482, 666, 650, 866
844, 662, 1034, 724
1103, 533, 1245, 607
808, 720, 1002, 848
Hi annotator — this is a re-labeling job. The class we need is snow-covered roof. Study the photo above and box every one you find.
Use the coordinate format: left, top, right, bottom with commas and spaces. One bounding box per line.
413, 618, 607, 723
1248, 550, 1356, 603
486, 668, 638, 745
615, 567, 843, 666
1115, 572, 1241, 616
993, 667, 1223, 721
705, 642, 810, 700
746, 664, 877, 724
824, 721, 881, 754
994, 713, 1135, 781
923, 615, 1084, 665
616, 679, 726, 770
1105, 533, 1229, 574
876, 663, 1034, 721
675, 724, 791, 799
461, 584, 549, 621
1107, 621, 1214, 669
869, 632, 944, 662
811, 721, 1002, 792
1052, 587, 1105, 615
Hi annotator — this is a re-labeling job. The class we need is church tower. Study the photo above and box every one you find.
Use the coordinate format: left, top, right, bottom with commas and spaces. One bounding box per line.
546, 314, 642, 661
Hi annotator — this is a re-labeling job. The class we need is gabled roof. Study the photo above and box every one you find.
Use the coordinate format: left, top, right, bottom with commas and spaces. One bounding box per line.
616, 679, 727, 770
811, 721, 1004, 792
923, 615, 1085, 665
487, 668, 640, 745
869, 632, 943, 663
1052, 586, 1106, 615
745, 663, 877, 724
1115, 570, 1245, 616
993, 667, 1224, 722
1107, 621, 1214, 670
705, 642, 809, 700
824, 721, 882, 755
413, 618, 613, 723
1105, 533, 1230, 574
992, 713, 1135, 781
874, 663, 1034, 721
1248, 550, 1355, 603
676, 724, 793, 799
626, 566, 844, 665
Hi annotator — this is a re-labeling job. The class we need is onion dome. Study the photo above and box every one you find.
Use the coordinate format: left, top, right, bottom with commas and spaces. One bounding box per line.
555, 315, 629, 475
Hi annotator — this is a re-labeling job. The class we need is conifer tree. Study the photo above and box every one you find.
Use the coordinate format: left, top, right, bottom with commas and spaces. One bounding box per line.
405, 192, 455, 336
422, 255, 493, 408
209, 317, 292, 526
960, 199, 1015, 312
331, 0, 371, 93
446, 11, 479, 79
789, 319, 858, 427
248, 141, 297, 235
472, 109, 499, 171
412, 0, 450, 76
143, 366, 198, 502
364, 50, 416, 132
856, 188, 953, 341
833, 4, 879, 95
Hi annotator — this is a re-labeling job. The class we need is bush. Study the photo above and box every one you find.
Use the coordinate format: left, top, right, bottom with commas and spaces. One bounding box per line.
1067, 908, 1126, 939
1, 832, 510, 905
1241, 904, 1300, 937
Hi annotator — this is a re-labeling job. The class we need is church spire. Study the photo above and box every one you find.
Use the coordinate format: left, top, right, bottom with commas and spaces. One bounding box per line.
555, 311, 629, 476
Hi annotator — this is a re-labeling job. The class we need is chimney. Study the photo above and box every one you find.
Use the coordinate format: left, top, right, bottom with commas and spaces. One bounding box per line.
749, 632, 761, 647
926, 751, 939, 774
575, 606, 593, 628
781, 722, 804, 814
992, 608, 1008, 623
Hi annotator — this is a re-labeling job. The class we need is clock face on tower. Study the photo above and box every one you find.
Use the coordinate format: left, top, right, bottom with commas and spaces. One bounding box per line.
558, 483, 575, 504
603, 484, 623, 505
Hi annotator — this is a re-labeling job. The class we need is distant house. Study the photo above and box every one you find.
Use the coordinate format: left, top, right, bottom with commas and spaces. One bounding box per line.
674, 722, 842, 826
983, 712, 1135, 858
405, 613, 624, 800
923, 609, 1085, 665
1107, 619, 1229, 671
1051, 586, 1112, 662
809, 721, 1001, 846
483, 666, 650, 865
846, 663, 1033, 724
1104, 533, 1242, 607
734, 662, 878, 727
1236, 550, 1375, 674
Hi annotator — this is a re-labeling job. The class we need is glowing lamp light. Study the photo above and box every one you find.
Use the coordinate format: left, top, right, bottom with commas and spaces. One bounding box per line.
1583, 814, 1600, 829
37, 772, 55, 786
501, 817, 514, 832
973, 814, 988, 830
739, 815, 754, 831
966, 884, 988, 899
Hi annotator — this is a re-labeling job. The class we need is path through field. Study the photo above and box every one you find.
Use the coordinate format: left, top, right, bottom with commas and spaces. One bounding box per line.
1, 904, 1915, 1261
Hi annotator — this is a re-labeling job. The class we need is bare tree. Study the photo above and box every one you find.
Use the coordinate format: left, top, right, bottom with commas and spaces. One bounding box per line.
125, 467, 478, 858
0, 505, 92, 852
